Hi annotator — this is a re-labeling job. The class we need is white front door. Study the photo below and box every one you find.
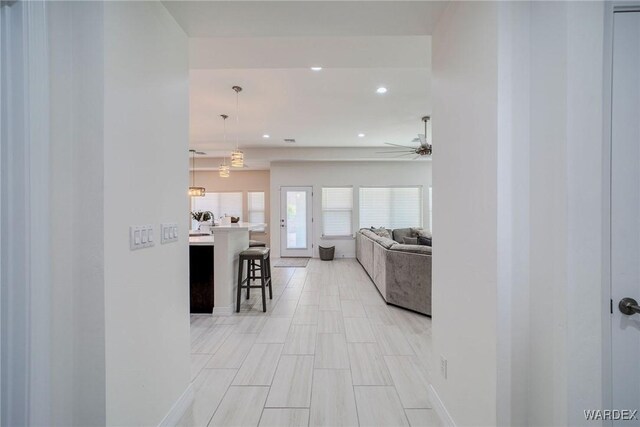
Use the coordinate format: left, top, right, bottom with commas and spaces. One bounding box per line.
280, 186, 313, 257
611, 10, 640, 426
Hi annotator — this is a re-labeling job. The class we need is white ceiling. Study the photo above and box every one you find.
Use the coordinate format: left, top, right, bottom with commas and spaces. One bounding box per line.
163, 1, 444, 156
163, 1, 448, 38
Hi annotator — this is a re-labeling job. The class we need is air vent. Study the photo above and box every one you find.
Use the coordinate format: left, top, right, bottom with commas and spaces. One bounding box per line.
284, 138, 296, 144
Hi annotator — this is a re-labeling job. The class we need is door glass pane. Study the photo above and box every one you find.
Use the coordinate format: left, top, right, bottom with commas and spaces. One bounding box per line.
286, 191, 307, 249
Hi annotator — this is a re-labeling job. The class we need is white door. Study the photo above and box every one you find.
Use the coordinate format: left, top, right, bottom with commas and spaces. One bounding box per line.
611, 10, 640, 426
280, 186, 313, 257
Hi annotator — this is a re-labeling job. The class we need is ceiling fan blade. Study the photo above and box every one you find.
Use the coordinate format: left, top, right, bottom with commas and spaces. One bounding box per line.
376, 151, 413, 156
413, 154, 421, 160
385, 142, 416, 149
418, 134, 426, 145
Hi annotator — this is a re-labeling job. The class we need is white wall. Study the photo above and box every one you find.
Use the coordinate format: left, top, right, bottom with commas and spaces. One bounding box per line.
103, 3, 190, 426
431, 2, 606, 426
48, 2, 190, 425
431, 2, 499, 426
49, 2, 107, 425
269, 161, 431, 258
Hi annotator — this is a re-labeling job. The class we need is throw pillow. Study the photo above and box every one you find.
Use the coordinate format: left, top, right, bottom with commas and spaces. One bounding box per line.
416, 229, 432, 239
371, 227, 392, 239
417, 235, 432, 246
403, 237, 418, 245
410, 227, 424, 237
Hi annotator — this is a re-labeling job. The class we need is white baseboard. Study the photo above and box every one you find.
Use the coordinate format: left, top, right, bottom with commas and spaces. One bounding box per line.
428, 384, 456, 427
212, 306, 233, 316
158, 383, 194, 427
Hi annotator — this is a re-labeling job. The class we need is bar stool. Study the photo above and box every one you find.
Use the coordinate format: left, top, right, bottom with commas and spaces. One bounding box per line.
236, 247, 272, 312
249, 240, 266, 285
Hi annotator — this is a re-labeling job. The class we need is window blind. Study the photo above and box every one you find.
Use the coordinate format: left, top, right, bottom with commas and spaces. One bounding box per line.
322, 187, 353, 237
359, 187, 422, 229
248, 191, 266, 232
193, 192, 243, 220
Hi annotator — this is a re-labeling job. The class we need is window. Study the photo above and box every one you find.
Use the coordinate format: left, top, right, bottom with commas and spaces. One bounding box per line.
322, 187, 353, 237
193, 192, 243, 220
359, 187, 422, 229
248, 191, 266, 232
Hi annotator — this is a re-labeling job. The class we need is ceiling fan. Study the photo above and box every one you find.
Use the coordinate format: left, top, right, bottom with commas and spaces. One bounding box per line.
378, 116, 432, 159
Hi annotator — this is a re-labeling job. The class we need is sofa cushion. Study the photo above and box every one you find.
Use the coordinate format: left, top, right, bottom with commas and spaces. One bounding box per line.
409, 227, 423, 237
374, 236, 397, 249
360, 229, 378, 240
411, 227, 432, 238
392, 228, 413, 243
403, 236, 418, 245
417, 235, 432, 246
370, 227, 392, 239
391, 244, 432, 255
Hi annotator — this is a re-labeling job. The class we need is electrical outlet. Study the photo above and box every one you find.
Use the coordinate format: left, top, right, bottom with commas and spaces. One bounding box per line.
440, 355, 448, 379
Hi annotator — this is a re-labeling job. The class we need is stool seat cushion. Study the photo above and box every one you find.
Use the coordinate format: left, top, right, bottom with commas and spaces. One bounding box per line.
249, 240, 266, 247
241, 247, 270, 257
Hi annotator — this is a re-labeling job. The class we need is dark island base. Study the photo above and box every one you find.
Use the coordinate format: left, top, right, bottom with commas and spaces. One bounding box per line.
189, 245, 214, 313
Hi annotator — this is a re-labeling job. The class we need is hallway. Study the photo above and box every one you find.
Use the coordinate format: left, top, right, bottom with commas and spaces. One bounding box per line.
182, 259, 439, 427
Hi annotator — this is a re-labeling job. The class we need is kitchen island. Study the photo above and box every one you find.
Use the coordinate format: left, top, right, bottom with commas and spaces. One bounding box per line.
189, 222, 266, 315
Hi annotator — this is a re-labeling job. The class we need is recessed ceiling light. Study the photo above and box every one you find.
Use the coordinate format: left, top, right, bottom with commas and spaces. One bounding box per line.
376, 87, 388, 94
310, 67, 322, 71
263, 134, 270, 138
358, 133, 365, 138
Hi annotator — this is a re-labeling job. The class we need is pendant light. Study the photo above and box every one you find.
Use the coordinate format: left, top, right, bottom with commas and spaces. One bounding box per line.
219, 114, 231, 178
231, 85, 244, 168
188, 149, 206, 197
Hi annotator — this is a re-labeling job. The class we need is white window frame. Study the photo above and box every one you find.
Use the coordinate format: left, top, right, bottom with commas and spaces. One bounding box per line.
247, 191, 266, 232
358, 186, 423, 230
321, 186, 354, 239
429, 186, 433, 231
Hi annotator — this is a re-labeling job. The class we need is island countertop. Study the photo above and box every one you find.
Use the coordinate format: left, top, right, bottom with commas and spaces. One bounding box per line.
189, 235, 215, 246
188, 222, 266, 246
208, 222, 266, 232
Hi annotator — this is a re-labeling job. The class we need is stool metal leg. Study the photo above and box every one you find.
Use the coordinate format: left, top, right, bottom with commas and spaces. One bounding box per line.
236, 257, 244, 313
266, 255, 273, 299
246, 259, 251, 300
260, 258, 267, 312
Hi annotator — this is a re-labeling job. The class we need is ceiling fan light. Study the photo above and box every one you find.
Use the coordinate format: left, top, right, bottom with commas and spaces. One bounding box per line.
231, 150, 244, 168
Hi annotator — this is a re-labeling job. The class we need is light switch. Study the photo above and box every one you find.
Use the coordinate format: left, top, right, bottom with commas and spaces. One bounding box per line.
130, 225, 155, 250
161, 223, 178, 244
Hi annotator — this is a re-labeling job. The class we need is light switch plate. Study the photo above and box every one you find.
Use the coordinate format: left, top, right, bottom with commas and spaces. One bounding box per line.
161, 223, 178, 244
130, 224, 155, 250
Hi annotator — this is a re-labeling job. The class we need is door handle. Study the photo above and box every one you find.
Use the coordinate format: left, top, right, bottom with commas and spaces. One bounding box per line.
619, 297, 640, 315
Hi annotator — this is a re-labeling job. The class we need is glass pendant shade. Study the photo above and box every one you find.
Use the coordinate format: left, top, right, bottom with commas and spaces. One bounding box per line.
231, 150, 244, 168
189, 149, 206, 197
219, 164, 230, 178
188, 186, 206, 197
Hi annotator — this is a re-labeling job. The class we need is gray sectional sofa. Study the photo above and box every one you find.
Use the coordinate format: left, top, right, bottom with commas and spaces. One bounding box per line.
356, 228, 432, 315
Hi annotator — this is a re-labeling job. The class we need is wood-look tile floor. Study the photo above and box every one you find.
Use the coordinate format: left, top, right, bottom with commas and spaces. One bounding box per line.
181, 259, 441, 427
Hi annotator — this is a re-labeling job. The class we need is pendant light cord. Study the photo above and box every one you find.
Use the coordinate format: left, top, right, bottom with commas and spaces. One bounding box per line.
235, 89, 240, 150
